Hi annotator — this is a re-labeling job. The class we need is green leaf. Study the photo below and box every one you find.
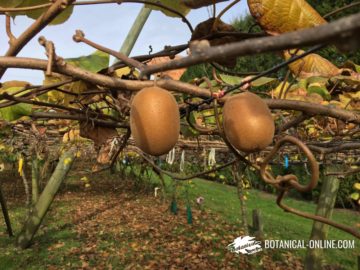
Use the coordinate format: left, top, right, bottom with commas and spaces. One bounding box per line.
66, 50, 109, 73
201, 108, 222, 125
306, 76, 330, 85
188, 111, 198, 126
219, 74, 242, 85
219, 74, 277, 87
343, 61, 360, 73
251, 77, 278, 87
0, 0, 24, 8
181, 0, 229, 9
146, 0, 190, 17
0, 103, 32, 121
11, 0, 74, 25
199, 79, 218, 88
354, 64, 360, 73
180, 120, 199, 138
0, 85, 32, 121
350, 192, 360, 201
330, 75, 360, 87
307, 84, 331, 100
0, 85, 32, 100
298, 79, 308, 89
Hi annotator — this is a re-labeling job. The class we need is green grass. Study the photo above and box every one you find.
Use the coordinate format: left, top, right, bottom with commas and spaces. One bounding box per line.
0, 198, 82, 270
1, 169, 359, 269
150, 174, 360, 270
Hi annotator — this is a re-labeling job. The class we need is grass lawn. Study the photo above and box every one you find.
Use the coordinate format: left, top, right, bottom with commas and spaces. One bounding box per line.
1, 168, 359, 269
149, 173, 360, 270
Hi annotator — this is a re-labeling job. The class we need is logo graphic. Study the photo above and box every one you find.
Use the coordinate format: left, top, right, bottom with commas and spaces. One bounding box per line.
227, 236, 262, 255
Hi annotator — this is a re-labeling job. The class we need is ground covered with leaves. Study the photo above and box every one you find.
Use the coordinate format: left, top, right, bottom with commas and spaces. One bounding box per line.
0, 169, 351, 269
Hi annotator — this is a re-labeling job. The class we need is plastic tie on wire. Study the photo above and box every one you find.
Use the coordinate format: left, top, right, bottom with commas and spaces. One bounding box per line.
212, 90, 225, 99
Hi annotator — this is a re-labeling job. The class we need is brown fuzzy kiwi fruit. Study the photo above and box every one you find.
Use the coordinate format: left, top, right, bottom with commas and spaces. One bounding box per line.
222, 92, 274, 153
130, 86, 180, 156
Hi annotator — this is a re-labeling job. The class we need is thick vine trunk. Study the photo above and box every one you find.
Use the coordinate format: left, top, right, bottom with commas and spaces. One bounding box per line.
233, 162, 248, 235
304, 166, 340, 270
20, 160, 30, 207
16, 149, 75, 249
31, 156, 40, 204
0, 180, 13, 237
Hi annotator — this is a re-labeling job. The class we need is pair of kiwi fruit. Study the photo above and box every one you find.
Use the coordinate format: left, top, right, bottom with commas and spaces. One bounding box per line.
130, 87, 274, 156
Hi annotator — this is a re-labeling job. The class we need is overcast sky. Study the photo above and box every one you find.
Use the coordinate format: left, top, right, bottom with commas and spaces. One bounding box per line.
0, 2, 249, 84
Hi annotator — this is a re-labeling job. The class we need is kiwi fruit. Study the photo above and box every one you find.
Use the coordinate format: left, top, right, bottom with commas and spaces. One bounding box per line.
130, 86, 180, 156
222, 92, 274, 153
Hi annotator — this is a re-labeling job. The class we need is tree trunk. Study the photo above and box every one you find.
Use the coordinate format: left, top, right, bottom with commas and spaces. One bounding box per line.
31, 156, 40, 204
233, 162, 248, 235
304, 166, 340, 270
0, 180, 13, 237
252, 209, 264, 239
19, 157, 30, 207
118, 6, 152, 57
16, 149, 75, 249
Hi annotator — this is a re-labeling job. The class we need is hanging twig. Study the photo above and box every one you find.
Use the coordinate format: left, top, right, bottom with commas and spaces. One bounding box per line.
5, 15, 16, 46
38, 36, 56, 76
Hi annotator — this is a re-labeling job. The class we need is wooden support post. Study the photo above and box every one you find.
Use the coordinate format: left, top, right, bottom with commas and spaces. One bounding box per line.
16, 149, 75, 249
233, 162, 249, 235
304, 166, 340, 270
118, 6, 152, 57
252, 209, 264, 239
31, 156, 40, 204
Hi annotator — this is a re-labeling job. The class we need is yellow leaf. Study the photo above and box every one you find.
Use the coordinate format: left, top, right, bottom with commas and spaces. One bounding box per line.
1, 80, 30, 89
63, 129, 81, 143
18, 157, 24, 176
272, 81, 290, 99
64, 158, 72, 165
76, 151, 81, 158
114, 67, 139, 78
69, 130, 75, 141
354, 183, 360, 191
248, 0, 326, 34
81, 176, 89, 182
62, 132, 70, 143
283, 50, 339, 78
